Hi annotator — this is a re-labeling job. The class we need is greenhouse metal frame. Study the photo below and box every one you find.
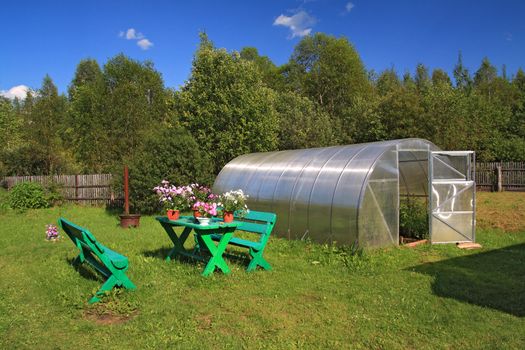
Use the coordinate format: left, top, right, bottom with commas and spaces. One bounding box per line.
213, 138, 475, 248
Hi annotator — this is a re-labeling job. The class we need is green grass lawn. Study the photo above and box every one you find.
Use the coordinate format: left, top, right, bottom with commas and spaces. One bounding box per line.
0, 203, 524, 349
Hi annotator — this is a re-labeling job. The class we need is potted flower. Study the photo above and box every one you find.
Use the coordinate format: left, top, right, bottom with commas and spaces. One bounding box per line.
188, 184, 217, 218
218, 189, 249, 223
153, 180, 191, 220
192, 201, 218, 225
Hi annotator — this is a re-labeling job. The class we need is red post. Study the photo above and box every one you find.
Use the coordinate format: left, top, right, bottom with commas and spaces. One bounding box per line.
124, 166, 130, 214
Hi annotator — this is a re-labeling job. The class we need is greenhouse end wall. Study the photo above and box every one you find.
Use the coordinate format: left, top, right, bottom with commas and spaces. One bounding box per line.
213, 138, 440, 248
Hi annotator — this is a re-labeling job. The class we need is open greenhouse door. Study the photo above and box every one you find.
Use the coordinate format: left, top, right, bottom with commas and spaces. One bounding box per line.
428, 151, 476, 243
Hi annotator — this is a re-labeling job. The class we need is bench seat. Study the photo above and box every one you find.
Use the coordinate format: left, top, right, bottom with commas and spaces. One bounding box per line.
58, 217, 136, 303
210, 210, 276, 272
210, 234, 262, 251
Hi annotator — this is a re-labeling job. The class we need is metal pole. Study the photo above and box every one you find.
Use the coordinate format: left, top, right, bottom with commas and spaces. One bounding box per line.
124, 166, 130, 215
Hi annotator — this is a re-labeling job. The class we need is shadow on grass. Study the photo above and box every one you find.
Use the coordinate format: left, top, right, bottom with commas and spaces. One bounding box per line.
66, 257, 102, 282
141, 247, 252, 268
411, 243, 525, 317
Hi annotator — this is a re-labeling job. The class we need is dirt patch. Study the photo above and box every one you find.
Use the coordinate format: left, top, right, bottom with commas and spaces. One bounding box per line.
84, 309, 139, 325
196, 313, 213, 330
476, 192, 525, 232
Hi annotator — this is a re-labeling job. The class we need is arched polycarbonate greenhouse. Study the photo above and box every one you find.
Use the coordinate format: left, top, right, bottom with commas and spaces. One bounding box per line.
213, 138, 476, 248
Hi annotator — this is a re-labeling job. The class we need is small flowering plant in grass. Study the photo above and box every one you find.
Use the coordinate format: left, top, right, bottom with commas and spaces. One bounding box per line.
192, 201, 218, 218
46, 224, 60, 241
218, 189, 249, 216
153, 180, 192, 211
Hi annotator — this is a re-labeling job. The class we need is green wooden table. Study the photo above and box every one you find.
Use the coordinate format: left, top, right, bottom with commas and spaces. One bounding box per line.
155, 216, 239, 276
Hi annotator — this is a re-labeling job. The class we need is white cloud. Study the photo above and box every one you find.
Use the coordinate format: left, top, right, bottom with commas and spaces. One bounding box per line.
125, 28, 144, 40
119, 28, 153, 50
0, 85, 31, 100
137, 38, 154, 50
345, 2, 355, 13
273, 10, 316, 38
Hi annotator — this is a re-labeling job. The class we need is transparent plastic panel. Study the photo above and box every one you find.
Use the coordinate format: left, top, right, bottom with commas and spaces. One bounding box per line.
399, 150, 429, 196
432, 155, 468, 180
307, 146, 361, 243
289, 147, 344, 240
253, 151, 300, 213
273, 148, 331, 238
331, 144, 387, 244
431, 212, 474, 242
431, 182, 474, 213
357, 147, 399, 248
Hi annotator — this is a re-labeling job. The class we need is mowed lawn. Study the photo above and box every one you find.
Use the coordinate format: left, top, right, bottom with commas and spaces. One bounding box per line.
0, 192, 524, 349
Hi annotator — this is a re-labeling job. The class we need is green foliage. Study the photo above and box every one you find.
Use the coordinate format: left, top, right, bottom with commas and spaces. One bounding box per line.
176, 34, 279, 173
399, 198, 428, 240
118, 126, 214, 214
285, 33, 371, 144
275, 91, 333, 149
8, 182, 50, 209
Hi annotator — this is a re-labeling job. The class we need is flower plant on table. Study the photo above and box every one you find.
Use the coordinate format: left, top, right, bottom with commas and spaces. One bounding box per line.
218, 189, 249, 220
192, 201, 218, 218
153, 180, 192, 220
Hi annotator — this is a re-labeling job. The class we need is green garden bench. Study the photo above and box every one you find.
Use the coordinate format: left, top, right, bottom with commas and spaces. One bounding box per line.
210, 210, 276, 272
58, 217, 136, 303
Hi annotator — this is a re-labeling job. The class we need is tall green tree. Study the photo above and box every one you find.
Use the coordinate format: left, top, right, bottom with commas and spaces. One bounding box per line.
453, 51, 472, 90
275, 91, 333, 150
284, 33, 371, 143
67, 59, 110, 172
414, 63, 430, 91
102, 54, 169, 166
175, 34, 279, 174
24, 75, 74, 174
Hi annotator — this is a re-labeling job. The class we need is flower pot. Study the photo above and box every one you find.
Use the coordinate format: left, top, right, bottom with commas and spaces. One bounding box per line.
167, 209, 180, 221
223, 211, 234, 223
197, 217, 211, 226
193, 210, 201, 218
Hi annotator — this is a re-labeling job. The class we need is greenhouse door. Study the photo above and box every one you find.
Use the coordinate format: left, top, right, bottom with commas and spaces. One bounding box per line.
429, 151, 476, 243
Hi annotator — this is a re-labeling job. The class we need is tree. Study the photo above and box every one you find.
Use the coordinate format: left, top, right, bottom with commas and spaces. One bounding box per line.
240, 47, 285, 91
175, 34, 279, 174
285, 33, 371, 142
67, 59, 110, 172
376, 68, 401, 96
275, 91, 333, 150
122, 126, 214, 214
414, 63, 430, 91
431, 68, 452, 87
102, 54, 169, 167
23, 75, 74, 174
453, 51, 472, 90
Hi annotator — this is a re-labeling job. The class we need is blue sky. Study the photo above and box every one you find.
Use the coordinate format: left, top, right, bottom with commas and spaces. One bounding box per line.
1, 0, 524, 98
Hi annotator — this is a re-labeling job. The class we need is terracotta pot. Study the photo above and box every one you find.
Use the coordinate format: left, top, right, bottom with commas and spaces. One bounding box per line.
193, 210, 201, 218
223, 211, 234, 223
119, 214, 141, 228
167, 209, 180, 221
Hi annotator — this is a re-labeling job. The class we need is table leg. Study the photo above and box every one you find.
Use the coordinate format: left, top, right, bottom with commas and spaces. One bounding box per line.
162, 224, 192, 262
199, 232, 233, 276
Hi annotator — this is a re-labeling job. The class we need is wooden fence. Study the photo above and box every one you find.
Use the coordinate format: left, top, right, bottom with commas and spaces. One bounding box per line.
476, 162, 525, 192
1, 174, 123, 206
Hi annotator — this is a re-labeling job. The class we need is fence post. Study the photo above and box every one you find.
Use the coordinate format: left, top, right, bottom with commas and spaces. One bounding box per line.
495, 164, 503, 192
75, 175, 79, 203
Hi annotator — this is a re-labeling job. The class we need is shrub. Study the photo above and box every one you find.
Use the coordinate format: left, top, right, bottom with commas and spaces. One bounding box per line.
399, 198, 428, 240
115, 126, 214, 214
8, 182, 50, 209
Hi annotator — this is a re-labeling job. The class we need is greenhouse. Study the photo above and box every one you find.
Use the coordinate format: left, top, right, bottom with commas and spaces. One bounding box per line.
213, 138, 476, 248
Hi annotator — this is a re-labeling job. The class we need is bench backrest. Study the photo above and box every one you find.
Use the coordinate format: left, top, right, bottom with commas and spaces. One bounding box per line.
234, 210, 276, 244
58, 217, 105, 255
